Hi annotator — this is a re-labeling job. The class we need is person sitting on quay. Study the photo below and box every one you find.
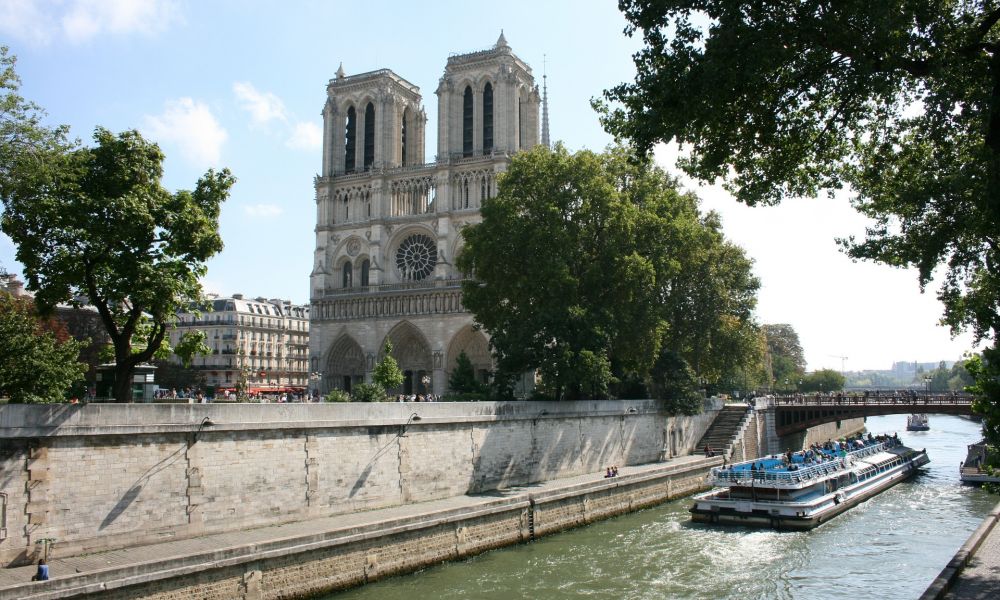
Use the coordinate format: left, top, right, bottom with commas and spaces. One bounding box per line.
31, 559, 48, 581
704, 444, 715, 457
612, 466, 619, 477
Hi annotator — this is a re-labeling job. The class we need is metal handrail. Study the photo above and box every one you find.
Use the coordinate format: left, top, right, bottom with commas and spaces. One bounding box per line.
710, 441, 897, 486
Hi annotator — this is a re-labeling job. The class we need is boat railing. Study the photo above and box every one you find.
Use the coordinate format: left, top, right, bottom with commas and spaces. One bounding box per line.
710, 440, 896, 486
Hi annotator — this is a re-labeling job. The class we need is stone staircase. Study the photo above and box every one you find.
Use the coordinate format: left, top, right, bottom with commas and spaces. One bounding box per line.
696, 403, 751, 457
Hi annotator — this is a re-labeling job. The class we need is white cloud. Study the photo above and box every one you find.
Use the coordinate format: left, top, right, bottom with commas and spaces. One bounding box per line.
286, 121, 322, 150
233, 81, 287, 126
243, 204, 283, 218
0, 0, 53, 45
0, 0, 179, 45
142, 97, 227, 166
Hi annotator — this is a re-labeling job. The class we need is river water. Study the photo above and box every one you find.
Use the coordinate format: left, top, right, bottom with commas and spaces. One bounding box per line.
327, 414, 995, 600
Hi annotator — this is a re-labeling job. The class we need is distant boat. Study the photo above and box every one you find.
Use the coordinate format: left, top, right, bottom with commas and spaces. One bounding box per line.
960, 441, 1000, 485
907, 414, 930, 431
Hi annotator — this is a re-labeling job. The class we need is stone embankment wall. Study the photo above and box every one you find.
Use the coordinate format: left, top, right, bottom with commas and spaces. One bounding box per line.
0, 458, 718, 600
0, 400, 719, 568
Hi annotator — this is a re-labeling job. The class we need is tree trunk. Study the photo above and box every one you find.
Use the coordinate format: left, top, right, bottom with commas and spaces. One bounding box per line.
112, 362, 136, 403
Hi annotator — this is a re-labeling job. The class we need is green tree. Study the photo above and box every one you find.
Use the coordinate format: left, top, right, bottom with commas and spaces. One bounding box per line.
448, 351, 486, 396
323, 389, 351, 403
658, 209, 764, 390
600, 1, 1000, 435
1, 126, 234, 403
0, 292, 86, 403
459, 145, 666, 400
800, 369, 846, 393
458, 144, 762, 401
765, 324, 807, 391
648, 348, 702, 415
351, 382, 388, 403
966, 349, 1000, 449
371, 341, 405, 397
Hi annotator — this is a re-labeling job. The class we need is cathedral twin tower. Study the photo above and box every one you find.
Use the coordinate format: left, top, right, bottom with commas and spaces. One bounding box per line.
310, 34, 545, 397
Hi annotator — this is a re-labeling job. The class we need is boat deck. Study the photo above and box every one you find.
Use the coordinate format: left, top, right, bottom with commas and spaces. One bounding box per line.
710, 436, 901, 488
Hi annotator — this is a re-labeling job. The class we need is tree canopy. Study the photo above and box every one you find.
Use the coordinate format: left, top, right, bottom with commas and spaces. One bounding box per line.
765, 323, 807, 391
799, 368, 846, 393
372, 341, 405, 396
601, 1, 1000, 438
458, 144, 762, 403
1, 49, 234, 403
0, 291, 86, 403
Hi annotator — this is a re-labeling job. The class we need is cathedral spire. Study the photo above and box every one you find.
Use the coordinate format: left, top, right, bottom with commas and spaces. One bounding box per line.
336, 62, 345, 80
541, 55, 551, 149
496, 30, 509, 48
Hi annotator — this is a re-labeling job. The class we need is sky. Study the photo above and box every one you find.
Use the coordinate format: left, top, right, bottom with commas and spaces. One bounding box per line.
0, 0, 982, 372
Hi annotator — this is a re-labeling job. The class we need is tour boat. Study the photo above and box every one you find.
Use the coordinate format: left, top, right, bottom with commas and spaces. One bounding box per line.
906, 413, 930, 431
690, 435, 929, 530
959, 441, 1000, 484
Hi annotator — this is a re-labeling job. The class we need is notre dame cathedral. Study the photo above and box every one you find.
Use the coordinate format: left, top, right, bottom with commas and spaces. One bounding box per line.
309, 34, 548, 396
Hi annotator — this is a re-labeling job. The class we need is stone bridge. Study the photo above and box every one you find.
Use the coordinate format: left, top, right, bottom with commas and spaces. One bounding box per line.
762, 393, 974, 440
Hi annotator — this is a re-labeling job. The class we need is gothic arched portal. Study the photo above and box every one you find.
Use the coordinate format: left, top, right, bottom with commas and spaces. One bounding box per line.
383, 321, 432, 395
446, 326, 492, 390
325, 334, 366, 393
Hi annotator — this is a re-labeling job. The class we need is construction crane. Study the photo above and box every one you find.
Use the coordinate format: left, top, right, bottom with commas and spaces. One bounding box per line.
829, 355, 849, 373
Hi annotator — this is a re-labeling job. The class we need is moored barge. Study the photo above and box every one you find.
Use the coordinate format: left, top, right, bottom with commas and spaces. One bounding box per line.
690, 435, 929, 530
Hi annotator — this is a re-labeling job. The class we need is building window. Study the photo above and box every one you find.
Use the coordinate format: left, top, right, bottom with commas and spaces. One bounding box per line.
345, 106, 356, 173
401, 107, 409, 166
462, 86, 473, 157
364, 102, 375, 170
361, 259, 370, 287
342, 261, 353, 288
395, 234, 437, 281
483, 82, 493, 152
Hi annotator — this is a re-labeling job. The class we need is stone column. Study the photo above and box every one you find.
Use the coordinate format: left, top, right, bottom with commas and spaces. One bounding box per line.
322, 99, 335, 177
436, 78, 452, 161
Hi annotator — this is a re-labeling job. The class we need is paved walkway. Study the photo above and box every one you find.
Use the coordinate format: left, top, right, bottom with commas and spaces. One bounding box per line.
922, 500, 1000, 600
0, 455, 710, 597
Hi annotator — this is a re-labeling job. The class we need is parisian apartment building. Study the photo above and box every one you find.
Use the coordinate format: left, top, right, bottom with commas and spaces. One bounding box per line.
170, 294, 310, 393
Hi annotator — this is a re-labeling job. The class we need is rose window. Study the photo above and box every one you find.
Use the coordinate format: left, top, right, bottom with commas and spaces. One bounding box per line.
395, 234, 437, 281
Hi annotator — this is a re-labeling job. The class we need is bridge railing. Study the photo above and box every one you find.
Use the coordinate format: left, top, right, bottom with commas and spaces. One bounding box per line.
768, 393, 972, 408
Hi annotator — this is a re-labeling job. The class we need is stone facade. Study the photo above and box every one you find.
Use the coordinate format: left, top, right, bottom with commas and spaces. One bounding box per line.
310, 34, 543, 396
167, 295, 310, 393
0, 400, 717, 568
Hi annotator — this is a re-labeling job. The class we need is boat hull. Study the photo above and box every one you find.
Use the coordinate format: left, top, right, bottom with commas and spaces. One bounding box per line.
691, 448, 929, 530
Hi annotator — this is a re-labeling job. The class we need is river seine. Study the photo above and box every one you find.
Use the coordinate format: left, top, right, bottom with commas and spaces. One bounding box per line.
327, 414, 995, 600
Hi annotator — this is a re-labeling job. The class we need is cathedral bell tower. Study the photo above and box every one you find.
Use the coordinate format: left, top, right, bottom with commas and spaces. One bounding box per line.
321, 65, 427, 176
435, 31, 541, 161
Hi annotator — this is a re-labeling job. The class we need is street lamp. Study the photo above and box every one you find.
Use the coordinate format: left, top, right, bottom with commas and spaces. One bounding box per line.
309, 372, 321, 401
923, 376, 932, 395
421, 374, 431, 394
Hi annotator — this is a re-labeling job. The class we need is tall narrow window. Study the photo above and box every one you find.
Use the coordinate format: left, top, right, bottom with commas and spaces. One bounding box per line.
345, 106, 356, 172
462, 86, 473, 157
483, 82, 493, 153
342, 261, 353, 288
519, 100, 526, 149
401, 108, 409, 166
361, 259, 370, 287
363, 102, 375, 170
